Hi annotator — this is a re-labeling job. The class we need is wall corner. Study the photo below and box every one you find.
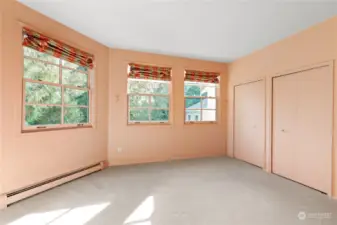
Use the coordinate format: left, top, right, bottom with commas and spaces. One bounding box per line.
100, 160, 110, 169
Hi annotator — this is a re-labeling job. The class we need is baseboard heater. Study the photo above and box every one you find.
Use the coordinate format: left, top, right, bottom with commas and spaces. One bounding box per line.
3, 162, 104, 208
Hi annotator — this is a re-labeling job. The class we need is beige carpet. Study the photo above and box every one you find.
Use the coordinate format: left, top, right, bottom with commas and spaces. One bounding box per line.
0, 157, 336, 225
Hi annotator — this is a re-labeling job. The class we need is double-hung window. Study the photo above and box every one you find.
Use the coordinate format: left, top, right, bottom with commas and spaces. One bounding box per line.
127, 63, 171, 124
22, 27, 94, 131
184, 70, 219, 123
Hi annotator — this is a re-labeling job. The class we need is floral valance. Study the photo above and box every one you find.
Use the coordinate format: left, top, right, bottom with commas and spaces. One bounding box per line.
185, 70, 220, 84
22, 27, 94, 69
128, 63, 171, 81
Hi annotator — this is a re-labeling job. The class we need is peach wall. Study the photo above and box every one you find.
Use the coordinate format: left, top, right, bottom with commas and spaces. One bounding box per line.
108, 49, 227, 165
227, 17, 337, 197
0, 0, 109, 193
0, 10, 3, 196
2, 0, 335, 203
0, 0, 227, 197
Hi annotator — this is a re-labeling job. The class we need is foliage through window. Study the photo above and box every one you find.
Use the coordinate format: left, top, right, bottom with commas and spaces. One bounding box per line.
23, 47, 91, 130
184, 81, 217, 123
128, 78, 170, 123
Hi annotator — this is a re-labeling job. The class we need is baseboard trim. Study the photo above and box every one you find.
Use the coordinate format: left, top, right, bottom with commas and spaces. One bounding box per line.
2, 162, 104, 209
0, 195, 7, 210
108, 153, 227, 167
171, 153, 226, 162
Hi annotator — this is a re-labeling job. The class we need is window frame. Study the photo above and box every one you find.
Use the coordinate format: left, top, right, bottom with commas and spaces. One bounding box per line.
184, 81, 218, 124
22, 49, 92, 132
127, 78, 171, 125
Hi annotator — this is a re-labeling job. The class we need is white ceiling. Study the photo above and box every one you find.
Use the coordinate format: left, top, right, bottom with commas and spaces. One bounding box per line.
19, 0, 337, 62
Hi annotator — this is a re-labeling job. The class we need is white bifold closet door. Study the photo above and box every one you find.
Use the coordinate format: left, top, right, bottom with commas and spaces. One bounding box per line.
272, 65, 332, 194
234, 80, 265, 168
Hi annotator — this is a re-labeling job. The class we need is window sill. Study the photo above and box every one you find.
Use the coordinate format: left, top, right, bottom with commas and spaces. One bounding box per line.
127, 122, 171, 126
184, 121, 217, 125
22, 124, 93, 133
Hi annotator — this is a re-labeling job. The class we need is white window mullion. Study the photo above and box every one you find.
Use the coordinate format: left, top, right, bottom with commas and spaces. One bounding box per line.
128, 93, 168, 98
25, 103, 62, 107
24, 78, 62, 87
63, 85, 89, 91
63, 104, 89, 108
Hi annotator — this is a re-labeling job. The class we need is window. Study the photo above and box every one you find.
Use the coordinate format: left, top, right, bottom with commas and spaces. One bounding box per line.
22, 27, 94, 131
184, 70, 219, 123
127, 63, 171, 124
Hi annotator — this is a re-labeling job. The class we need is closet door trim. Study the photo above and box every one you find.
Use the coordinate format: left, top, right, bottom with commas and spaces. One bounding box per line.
271, 60, 334, 196
233, 78, 266, 167
273, 61, 333, 79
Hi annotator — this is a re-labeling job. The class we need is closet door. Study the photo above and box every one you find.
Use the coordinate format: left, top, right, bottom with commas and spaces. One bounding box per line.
234, 80, 265, 167
272, 75, 297, 180
273, 65, 332, 193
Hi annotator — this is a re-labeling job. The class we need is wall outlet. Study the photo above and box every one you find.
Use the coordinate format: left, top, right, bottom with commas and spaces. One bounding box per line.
117, 147, 122, 153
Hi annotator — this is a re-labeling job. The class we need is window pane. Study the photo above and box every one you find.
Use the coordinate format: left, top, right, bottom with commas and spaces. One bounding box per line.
185, 110, 201, 122
152, 82, 169, 94
151, 109, 169, 121
25, 105, 61, 126
202, 98, 216, 109
129, 109, 149, 122
64, 107, 89, 124
151, 96, 169, 108
24, 58, 60, 83
202, 110, 216, 122
62, 69, 88, 88
25, 82, 61, 104
201, 85, 216, 97
64, 88, 89, 106
128, 79, 169, 94
62, 60, 88, 72
23, 47, 59, 64
184, 84, 201, 96
129, 95, 149, 107
185, 98, 201, 109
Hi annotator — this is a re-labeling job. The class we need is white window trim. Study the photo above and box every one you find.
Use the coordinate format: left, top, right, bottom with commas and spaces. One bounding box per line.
127, 79, 171, 125
22, 52, 92, 132
184, 82, 218, 124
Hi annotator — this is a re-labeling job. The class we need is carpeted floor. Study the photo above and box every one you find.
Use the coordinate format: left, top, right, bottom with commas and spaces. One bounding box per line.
0, 157, 336, 225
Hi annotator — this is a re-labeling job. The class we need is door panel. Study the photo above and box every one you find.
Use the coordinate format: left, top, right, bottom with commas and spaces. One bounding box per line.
272, 74, 297, 179
272, 66, 332, 193
234, 80, 265, 167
